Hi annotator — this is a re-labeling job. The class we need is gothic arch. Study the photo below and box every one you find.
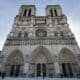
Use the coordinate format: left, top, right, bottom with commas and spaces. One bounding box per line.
5, 50, 24, 65
59, 48, 77, 63
30, 46, 53, 63
29, 46, 54, 77
58, 48, 78, 77
4, 50, 24, 77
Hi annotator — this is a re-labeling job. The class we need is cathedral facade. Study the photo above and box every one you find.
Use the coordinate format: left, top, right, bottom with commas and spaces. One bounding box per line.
0, 5, 80, 78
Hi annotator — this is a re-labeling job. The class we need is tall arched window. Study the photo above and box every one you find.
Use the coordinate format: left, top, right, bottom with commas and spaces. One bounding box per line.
54, 9, 58, 16
50, 9, 53, 17
23, 9, 27, 16
28, 9, 31, 16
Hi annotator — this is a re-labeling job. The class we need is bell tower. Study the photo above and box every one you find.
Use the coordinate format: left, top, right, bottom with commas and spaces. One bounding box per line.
18, 5, 36, 16
45, 5, 73, 38
46, 5, 63, 17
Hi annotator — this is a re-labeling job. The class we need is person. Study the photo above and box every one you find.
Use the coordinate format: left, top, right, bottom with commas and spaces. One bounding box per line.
2, 72, 6, 79
0, 72, 1, 77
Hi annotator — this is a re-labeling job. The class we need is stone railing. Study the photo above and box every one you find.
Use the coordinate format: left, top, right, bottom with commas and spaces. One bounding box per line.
0, 77, 80, 80
5, 37, 77, 46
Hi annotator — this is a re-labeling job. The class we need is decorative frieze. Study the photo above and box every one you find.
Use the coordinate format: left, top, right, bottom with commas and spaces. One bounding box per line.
5, 37, 76, 46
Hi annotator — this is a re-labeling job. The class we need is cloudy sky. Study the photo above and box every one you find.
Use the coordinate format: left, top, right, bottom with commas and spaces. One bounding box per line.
0, 0, 80, 50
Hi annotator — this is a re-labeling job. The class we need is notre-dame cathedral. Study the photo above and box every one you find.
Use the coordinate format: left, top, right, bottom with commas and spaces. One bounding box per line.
0, 5, 80, 78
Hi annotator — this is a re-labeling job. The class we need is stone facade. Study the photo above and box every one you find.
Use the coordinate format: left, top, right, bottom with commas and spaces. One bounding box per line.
0, 5, 80, 78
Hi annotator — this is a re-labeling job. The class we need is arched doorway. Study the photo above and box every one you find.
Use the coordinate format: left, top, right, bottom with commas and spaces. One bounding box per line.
59, 48, 77, 77
36, 63, 47, 77
35, 53, 47, 77
29, 46, 54, 77
5, 50, 24, 77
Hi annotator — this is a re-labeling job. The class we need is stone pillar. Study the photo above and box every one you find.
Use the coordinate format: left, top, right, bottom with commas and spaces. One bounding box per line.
23, 63, 29, 77
0, 63, 2, 71
54, 61, 61, 77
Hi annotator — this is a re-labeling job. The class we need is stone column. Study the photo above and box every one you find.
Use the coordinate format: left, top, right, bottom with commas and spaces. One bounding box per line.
54, 61, 61, 77
35, 64, 36, 77
23, 63, 29, 77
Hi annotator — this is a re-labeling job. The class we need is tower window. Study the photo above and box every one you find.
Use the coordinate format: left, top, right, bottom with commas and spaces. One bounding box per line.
18, 32, 21, 38
23, 9, 27, 16
54, 9, 58, 16
28, 9, 31, 16
54, 31, 58, 36
50, 9, 53, 17
60, 31, 63, 36
24, 32, 28, 38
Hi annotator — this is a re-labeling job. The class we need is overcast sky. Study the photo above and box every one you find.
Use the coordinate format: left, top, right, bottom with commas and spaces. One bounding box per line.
0, 0, 80, 50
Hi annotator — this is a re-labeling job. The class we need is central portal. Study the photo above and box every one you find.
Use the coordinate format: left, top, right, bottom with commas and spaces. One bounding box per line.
37, 63, 46, 77
10, 65, 20, 77
31, 46, 53, 77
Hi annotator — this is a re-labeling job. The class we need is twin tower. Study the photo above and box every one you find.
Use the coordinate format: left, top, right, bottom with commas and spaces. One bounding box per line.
18, 5, 62, 17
